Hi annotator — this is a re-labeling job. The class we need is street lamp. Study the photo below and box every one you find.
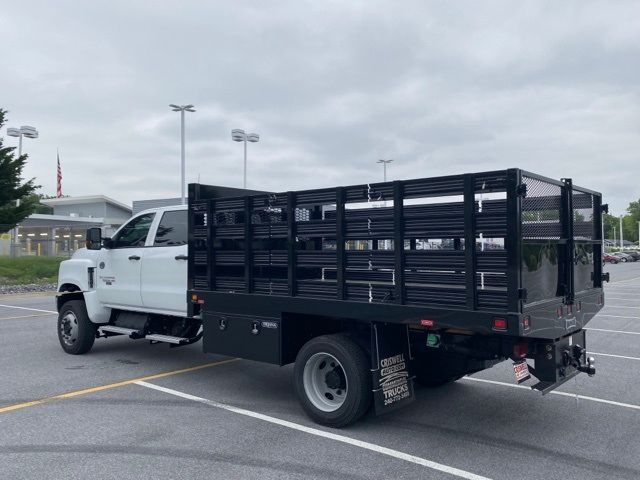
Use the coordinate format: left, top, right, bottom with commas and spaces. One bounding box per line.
619, 215, 624, 250
6, 125, 38, 257
7, 125, 39, 157
232, 129, 260, 189
169, 104, 196, 204
377, 159, 393, 182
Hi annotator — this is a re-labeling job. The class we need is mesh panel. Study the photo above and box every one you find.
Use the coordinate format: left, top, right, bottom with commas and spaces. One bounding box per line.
521, 176, 562, 239
295, 208, 310, 222
572, 190, 595, 240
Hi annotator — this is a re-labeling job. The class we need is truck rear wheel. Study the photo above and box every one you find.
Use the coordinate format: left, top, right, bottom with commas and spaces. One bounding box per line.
294, 334, 372, 428
58, 300, 96, 355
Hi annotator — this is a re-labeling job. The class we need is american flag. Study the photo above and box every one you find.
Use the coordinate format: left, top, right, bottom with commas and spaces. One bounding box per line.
56, 150, 62, 198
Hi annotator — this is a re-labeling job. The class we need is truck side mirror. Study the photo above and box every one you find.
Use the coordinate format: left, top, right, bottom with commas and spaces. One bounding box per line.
85, 227, 102, 250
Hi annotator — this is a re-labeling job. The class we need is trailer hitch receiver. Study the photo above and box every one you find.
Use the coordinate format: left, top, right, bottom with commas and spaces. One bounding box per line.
562, 344, 596, 377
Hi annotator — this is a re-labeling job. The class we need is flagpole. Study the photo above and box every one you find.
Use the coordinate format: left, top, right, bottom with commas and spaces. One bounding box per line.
56, 148, 62, 198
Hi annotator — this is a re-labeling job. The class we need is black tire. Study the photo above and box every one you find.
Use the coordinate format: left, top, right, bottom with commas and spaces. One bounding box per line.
57, 300, 96, 355
294, 334, 372, 428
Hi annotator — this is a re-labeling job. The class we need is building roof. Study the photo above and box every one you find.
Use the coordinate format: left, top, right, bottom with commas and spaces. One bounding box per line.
20, 214, 104, 228
41, 195, 131, 213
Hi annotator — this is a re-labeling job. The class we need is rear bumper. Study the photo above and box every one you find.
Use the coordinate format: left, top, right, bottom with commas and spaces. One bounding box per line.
526, 329, 595, 393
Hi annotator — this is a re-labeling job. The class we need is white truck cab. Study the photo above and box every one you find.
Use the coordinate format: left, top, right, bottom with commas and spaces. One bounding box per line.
56, 205, 197, 354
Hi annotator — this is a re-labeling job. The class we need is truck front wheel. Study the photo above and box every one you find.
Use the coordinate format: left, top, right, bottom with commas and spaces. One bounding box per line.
294, 334, 372, 427
57, 300, 96, 355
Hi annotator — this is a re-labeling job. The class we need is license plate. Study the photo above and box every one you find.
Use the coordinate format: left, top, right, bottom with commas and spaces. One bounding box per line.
513, 360, 531, 384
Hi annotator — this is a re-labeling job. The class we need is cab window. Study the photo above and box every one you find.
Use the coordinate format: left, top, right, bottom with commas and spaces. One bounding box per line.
111, 213, 155, 248
154, 210, 187, 247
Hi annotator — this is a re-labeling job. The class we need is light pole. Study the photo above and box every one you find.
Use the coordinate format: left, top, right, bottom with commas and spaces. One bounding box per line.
169, 104, 196, 204
377, 159, 393, 182
232, 129, 259, 189
7, 125, 39, 157
619, 215, 624, 250
6, 125, 38, 257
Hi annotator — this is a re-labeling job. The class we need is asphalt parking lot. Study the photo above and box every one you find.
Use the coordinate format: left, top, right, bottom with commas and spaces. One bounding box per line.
1, 263, 639, 480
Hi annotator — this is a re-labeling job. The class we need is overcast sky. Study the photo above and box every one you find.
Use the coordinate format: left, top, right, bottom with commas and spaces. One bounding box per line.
1, 1, 639, 214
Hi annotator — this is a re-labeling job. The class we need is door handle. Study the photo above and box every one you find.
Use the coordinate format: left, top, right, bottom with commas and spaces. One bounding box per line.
175, 255, 188, 260
128, 255, 141, 260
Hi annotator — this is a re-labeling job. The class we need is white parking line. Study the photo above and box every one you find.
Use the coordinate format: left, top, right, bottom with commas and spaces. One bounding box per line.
0, 304, 57, 314
0, 313, 56, 320
135, 380, 492, 480
610, 276, 640, 284
462, 377, 640, 411
591, 352, 640, 361
585, 327, 640, 335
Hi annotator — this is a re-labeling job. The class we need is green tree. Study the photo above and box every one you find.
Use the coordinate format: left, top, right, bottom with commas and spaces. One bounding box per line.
0, 109, 39, 234
603, 213, 618, 240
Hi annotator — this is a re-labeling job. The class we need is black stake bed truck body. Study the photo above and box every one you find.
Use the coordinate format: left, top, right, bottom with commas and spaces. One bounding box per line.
187, 168, 605, 426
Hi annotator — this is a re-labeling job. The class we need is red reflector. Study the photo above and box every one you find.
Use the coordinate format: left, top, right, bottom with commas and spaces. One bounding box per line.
420, 319, 435, 327
513, 343, 528, 358
492, 317, 507, 330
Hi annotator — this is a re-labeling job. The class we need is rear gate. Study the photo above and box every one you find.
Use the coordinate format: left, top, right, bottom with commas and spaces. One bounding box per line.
519, 174, 604, 338
518, 173, 603, 390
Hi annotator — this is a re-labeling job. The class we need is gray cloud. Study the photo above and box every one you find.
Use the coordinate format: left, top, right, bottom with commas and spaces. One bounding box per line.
1, 0, 639, 214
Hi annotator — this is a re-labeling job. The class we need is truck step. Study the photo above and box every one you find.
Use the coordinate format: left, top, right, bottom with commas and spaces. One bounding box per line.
144, 333, 188, 345
99, 325, 143, 338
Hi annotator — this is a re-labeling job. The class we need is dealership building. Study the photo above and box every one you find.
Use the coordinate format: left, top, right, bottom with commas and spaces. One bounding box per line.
2, 196, 132, 257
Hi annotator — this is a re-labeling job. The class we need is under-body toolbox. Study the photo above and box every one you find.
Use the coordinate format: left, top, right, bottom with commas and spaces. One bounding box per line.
203, 312, 281, 364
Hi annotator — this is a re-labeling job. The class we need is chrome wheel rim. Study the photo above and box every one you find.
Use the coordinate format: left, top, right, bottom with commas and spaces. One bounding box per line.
303, 352, 348, 412
60, 312, 79, 346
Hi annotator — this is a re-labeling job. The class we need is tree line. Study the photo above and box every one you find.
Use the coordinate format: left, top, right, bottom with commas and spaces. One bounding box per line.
604, 206, 640, 244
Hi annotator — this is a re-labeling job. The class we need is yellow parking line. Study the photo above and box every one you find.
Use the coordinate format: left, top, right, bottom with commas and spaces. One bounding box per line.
0, 358, 238, 415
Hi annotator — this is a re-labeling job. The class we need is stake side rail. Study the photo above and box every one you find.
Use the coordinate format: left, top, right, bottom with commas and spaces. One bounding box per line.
187, 169, 604, 340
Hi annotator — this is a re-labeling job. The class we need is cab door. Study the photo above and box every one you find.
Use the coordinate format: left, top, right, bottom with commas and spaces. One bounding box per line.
97, 212, 155, 308
140, 209, 188, 315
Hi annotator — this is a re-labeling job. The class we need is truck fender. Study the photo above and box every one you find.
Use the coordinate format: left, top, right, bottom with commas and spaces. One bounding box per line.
57, 258, 111, 325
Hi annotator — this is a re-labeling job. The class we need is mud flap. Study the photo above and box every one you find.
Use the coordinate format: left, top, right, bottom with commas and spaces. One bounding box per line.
371, 322, 415, 415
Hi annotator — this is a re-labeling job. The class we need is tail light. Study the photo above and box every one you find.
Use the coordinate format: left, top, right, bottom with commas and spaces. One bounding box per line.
492, 317, 507, 330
